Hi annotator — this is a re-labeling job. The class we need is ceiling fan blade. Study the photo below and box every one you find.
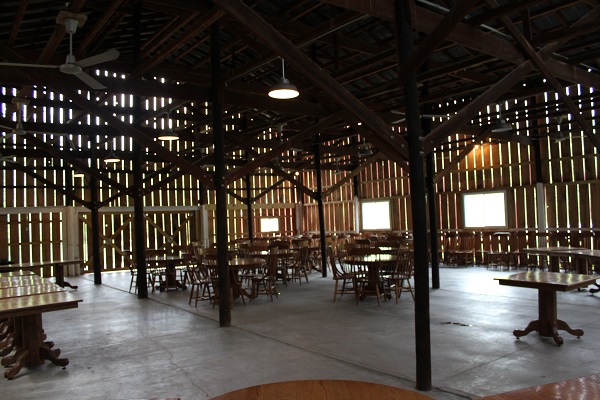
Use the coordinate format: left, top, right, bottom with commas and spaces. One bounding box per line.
75, 72, 107, 90
77, 49, 119, 67
0, 61, 58, 69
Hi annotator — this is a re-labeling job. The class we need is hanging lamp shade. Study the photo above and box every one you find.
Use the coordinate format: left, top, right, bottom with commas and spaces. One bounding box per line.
358, 145, 373, 156
104, 150, 120, 163
268, 59, 299, 99
492, 118, 513, 133
158, 111, 179, 140
158, 129, 179, 141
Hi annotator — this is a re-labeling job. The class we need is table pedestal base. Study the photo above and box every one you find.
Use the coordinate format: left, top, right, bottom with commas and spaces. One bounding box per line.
513, 319, 583, 346
1, 314, 69, 379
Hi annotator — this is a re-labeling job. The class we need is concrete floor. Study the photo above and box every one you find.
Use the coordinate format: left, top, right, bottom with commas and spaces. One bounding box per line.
3, 265, 600, 399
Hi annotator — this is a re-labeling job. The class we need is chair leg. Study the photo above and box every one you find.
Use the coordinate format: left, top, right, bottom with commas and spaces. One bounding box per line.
333, 280, 339, 302
188, 284, 195, 305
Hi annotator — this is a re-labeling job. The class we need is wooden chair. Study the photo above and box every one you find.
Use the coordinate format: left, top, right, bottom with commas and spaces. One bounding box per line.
251, 252, 279, 301
486, 232, 513, 270
288, 246, 310, 284
203, 255, 244, 308
385, 251, 415, 303
328, 246, 358, 303
187, 262, 214, 307
123, 251, 155, 293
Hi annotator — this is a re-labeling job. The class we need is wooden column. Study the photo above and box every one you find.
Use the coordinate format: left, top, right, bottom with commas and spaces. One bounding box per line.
212, 22, 232, 327
396, 0, 432, 391
422, 82, 440, 289
245, 152, 254, 241
426, 152, 439, 289
90, 146, 102, 285
313, 134, 327, 276
132, 4, 147, 298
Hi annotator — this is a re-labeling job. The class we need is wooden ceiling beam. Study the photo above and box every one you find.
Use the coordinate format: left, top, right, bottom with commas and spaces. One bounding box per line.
395, 0, 480, 88
213, 0, 409, 164
422, 6, 600, 153
9, 162, 90, 207
491, 0, 600, 151
22, 133, 131, 195
323, 0, 600, 88
224, 113, 341, 184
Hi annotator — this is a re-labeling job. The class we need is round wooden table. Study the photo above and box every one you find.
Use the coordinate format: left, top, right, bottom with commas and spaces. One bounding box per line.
210, 380, 433, 400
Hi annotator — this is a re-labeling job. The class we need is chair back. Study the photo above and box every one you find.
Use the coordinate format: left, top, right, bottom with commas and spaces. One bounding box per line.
395, 251, 414, 278
265, 252, 279, 277
123, 250, 136, 272
327, 246, 344, 278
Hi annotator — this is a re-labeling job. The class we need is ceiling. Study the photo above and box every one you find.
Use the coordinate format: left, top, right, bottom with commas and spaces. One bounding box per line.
1, 0, 599, 192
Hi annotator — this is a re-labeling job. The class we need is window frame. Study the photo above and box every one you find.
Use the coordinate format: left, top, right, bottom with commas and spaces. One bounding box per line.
461, 190, 508, 229
361, 199, 392, 231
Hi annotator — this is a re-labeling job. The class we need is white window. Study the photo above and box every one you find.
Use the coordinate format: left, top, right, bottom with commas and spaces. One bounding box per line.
260, 217, 279, 233
462, 191, 507, 228
361, 200, 391, 230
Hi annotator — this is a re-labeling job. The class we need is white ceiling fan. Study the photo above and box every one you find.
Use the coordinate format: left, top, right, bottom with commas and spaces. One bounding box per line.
0, 11, 119, 90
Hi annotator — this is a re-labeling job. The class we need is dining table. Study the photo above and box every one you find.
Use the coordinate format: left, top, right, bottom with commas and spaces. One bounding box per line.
495, 271, 600, 346
228, 257, 265, 300
344, 253, 398, 303
0, 259, 83, 289
521, 246, 586, 272
210, 379, 434, 400
0, 270, 82, 379
146, 254, 186, 291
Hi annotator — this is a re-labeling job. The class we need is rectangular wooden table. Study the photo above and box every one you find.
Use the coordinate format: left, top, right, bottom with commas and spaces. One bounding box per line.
0, 259, 82, 289
495, 271, 599, 346
0, 271, 82, 379
522, 247, 585, 272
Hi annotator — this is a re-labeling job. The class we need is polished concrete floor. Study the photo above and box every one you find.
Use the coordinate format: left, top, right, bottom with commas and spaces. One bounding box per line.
3, 264, 600, 399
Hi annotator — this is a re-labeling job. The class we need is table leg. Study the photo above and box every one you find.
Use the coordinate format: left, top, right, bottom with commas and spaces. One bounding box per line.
55, 263, 78, 289
159, 261, 186, 291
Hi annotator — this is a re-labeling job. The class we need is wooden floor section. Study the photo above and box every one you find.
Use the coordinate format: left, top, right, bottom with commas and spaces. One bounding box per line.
479, 374, 600, 399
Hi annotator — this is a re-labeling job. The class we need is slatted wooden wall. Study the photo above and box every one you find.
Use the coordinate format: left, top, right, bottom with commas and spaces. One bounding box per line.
2, 84, 599, 269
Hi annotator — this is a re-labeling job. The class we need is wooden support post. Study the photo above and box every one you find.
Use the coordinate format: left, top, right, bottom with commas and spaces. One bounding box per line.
245, 152, 254, 242
90, 175, 102, 285
212, 22, 232, 327
313, 135, 328, 277
132, 4, 147, 299
396, 0, 432, 391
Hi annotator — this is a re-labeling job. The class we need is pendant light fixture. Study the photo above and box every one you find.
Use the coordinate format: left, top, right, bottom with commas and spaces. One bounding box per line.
104, 141, 120, 163
268, 58, 299, 99
158, 110, 179, 141
492, 106, 513, 133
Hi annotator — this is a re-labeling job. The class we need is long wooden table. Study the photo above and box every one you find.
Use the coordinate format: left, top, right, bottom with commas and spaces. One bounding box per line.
0, 259, 82, 289
495, 271, 599, 346
521, 247, 585, 272
0, 271, 82, 379
210, 379, 434, 400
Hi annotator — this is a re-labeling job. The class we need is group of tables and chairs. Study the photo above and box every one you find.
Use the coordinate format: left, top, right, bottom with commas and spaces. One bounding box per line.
124, 237, 329, 308
332, 239, 415, 306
